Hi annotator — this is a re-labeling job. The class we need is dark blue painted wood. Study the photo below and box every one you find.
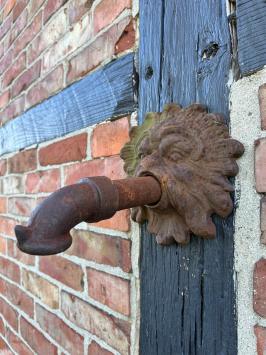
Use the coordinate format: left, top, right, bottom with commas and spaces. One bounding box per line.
0, 53, 135, 155
139, 1, 237, 354
237, 0, 266, 75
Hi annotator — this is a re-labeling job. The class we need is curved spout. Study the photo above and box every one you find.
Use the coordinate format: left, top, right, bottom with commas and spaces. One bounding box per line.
15, 176, 161, 255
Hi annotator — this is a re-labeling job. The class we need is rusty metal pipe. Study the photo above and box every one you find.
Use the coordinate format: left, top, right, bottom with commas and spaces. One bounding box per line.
14, 176, 161, 255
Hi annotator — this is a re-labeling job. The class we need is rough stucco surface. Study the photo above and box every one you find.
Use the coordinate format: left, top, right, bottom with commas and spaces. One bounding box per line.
231, 67, 266, 355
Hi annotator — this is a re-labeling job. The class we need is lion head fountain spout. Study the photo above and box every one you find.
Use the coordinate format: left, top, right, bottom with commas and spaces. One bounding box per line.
14, 103, 244, 255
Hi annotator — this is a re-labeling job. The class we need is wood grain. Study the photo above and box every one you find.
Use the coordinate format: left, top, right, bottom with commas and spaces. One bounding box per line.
139, 1, 237, 354
237, 0, 266, 75
0, 54, 136, 155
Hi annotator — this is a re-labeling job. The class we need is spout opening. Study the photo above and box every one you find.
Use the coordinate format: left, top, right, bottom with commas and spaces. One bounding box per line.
15, 225, 72, 255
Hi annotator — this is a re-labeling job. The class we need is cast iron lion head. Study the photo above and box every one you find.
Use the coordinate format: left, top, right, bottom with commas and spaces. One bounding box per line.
121, 103, 244, 245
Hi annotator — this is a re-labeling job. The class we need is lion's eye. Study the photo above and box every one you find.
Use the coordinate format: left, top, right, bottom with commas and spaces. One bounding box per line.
138, 151, 146, 159
166, 150, 182, 162
162, 141, 192, 162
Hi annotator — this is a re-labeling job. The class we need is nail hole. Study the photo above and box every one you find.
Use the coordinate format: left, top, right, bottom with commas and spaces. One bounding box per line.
145, 66, 153, 80
202, 42, 219, 60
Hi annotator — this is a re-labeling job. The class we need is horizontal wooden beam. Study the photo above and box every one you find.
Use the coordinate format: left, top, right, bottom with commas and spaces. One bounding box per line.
237, 0, 266, 75
0, 53, 136, 156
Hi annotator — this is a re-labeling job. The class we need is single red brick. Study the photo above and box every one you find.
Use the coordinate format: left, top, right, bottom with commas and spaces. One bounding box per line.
64, 155, 126, 185
26, 65, 64, 108
22, 270, 59, 309
254, 258, 266, 317
39, 255, 84, 291
0, 48, 13, 75
91, 118, 129, 158
68, 229, 132, 272
69, 0, 93, 25
93, 0, 131, 34
259, 84, 266, 130
8, 197, 36, 217
11, 8, 28, 44
64, 159, 102, 185
36, 304, 84, 354
11, 60, 41, 98
88, 269, 130, 315
0, 91, 9, 110
255, 325, 266, 355
44, 0, 67, 23
7, 239, 35, 265
0, 95, 25, 123
88, 341, 112, 355
0, 297, 18, 331
0, 237, 7, 254
3, 0, 16, 18
115, 20, 135, 54
0, 16, 12, 41
0, 256, 20, 283
62, 292, 130, 354
39, 133, 87, 166
25, 169, 60, 194
3, 31, 11, 54
8, 148, 37, 173
6, 327, 33, 355
13, 12, 42, 58
0, 278, 34, 317
2, 52, 26, 88
0, 197, 7, 214
92, 209, 130, 232
255, 138, 266, 192
67, 16, 131, 83
0, 160, 7, 176
0, 217, 17, 237
12, 0, 27, 22
3, 175, 24, 195
20, 317, 57, 354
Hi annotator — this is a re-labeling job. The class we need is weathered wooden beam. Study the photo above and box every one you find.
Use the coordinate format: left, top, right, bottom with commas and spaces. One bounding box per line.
0, 53, 136, 156
237, 0, 266, 75
139, 0, 237, 353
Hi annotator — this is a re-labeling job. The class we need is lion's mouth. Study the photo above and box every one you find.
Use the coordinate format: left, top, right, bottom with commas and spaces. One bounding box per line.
135, 171, 164, 208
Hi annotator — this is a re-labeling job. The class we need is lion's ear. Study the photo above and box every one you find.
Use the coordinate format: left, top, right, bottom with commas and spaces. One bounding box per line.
120, 111, 168, 176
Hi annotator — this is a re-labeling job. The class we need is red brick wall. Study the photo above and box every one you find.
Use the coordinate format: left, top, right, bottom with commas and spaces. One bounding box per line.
254, 84, 266, 355
0, 117, 136, 354
0, 0, 135, 124
0, 0, 137, 354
